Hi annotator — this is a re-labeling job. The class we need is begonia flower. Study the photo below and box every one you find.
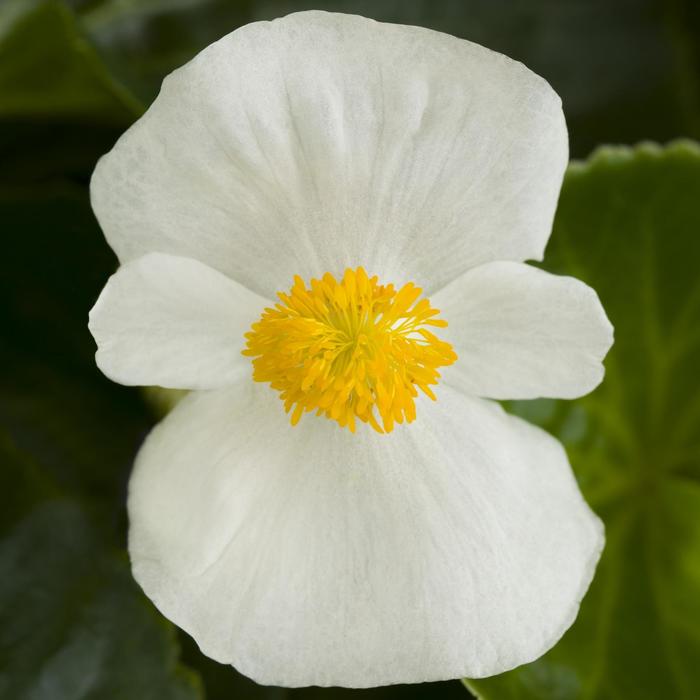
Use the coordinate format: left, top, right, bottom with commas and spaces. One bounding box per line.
88, 11, 613, 688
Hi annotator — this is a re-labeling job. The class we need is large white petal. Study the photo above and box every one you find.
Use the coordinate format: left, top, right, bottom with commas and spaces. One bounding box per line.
433, 261, 613, 400
89, 253, 268, 389
128, 380, 603, 687
92, 11, 567, 298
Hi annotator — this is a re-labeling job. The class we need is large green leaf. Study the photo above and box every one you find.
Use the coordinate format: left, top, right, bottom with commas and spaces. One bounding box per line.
466, 141, 700, 699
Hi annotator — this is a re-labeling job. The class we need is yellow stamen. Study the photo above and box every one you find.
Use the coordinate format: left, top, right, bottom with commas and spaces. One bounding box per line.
243, 268, 457, 433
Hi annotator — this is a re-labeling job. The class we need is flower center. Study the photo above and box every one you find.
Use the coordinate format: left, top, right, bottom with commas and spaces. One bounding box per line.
243, 268, 457, 434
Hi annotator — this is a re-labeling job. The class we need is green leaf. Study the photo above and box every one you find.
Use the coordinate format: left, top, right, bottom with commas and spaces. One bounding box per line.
466, 141, 700, 700
0, 424, 203, 700
0, 0, 142, 122
0, 1, 142, 185
0, 488, 202, 699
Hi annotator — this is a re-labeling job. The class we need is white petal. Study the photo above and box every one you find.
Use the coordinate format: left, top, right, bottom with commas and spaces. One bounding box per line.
92, 11, 567, 298
89, 253, 267, 389
433, 261, 614, 400
128, 380, 603, 687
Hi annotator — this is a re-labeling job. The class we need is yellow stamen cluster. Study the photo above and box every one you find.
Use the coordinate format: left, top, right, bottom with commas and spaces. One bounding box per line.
243, 268, 457, 434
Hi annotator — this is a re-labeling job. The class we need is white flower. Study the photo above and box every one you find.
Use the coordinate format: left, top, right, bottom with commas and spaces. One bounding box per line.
88, 11, 613, 689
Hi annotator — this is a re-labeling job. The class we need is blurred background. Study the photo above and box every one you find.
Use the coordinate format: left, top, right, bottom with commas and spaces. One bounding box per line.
2, 1, 700, 698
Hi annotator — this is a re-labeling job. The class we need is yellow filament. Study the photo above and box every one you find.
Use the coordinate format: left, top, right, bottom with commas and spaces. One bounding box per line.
243, 268, 457, 434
